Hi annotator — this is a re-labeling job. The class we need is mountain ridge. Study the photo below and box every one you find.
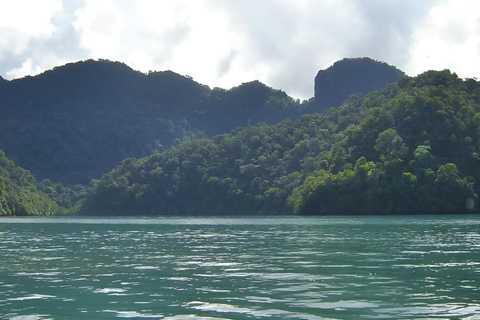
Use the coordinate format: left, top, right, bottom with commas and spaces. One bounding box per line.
0, 58, 403, 185
313, 57, 404, 113
1, 59, 477, 216
0, 59, 301, 184
79, 69, 480, 216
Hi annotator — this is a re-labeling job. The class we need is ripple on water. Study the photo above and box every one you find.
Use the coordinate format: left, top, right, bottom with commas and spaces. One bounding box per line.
102, 310, 162, 318
7, 315, 52, 320
0, 215, 479, 319
163, 315, 231, 320
14, 272, 61, 277
293, 300, 379, 310
133, 266, 161, 270
94, 288, 126, 294
8, 294, 56, 301
375, 304, 480, 319
186, 301, 254, 314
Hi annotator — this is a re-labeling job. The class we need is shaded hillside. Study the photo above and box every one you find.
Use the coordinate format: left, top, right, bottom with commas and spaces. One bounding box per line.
0, 59, 301, 184
79, 70, 480, 216
312, 58, 404, 113
200, 80, 301, 134
0, 149, 60, 216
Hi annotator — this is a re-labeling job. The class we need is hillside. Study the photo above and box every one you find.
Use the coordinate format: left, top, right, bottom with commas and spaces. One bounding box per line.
0, 59, 301, 185
79, 70, 480, 216
0, 149, 60, 216
0, 58, 404, 187
312, 57, 404, 113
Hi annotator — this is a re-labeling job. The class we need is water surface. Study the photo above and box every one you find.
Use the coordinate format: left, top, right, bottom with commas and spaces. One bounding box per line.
0, 215, 479, 319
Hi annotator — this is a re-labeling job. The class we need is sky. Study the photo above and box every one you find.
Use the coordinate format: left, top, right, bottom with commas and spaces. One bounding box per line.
1, 0, 480, 100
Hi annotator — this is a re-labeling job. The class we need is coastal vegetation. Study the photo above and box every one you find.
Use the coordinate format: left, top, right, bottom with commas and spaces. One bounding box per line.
0, 150, 60, 215
80, 69, 480, 215
1, 58, 478, 216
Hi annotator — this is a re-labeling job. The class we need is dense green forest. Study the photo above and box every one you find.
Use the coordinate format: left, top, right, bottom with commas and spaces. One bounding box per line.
1, 58, 477, 216
79, 69, 480, 216
0, 58, 398, 185
0, 150, 62, 215
0, 60, 301, 185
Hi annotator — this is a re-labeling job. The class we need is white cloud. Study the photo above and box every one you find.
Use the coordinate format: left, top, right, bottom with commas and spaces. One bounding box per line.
161, 2, 248, 88
118, 0, 250, 89
0, 0, 62, 37
6, 58, 42, 79
0, 0, 62, 56
406, 0, 480, 78
210, 0, 374, 97
73, 0, 123, 59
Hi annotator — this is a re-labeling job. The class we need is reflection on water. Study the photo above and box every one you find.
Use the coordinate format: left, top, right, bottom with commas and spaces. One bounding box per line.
0, 215, 479, 319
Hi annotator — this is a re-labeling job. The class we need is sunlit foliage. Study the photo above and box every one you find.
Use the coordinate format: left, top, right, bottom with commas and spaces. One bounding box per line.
80, 70, 480, 215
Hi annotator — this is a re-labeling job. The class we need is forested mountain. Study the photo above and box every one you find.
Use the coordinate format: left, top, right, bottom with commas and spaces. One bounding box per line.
0, 60, 301, 185
0, 149, 61, 216
312, 57, 404, 113
2, 58, 474, 216
79, 70, 480, 216
0, 58, 401, 186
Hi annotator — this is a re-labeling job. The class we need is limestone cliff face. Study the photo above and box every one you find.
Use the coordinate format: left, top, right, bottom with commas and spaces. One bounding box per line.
313, 58, 404, 113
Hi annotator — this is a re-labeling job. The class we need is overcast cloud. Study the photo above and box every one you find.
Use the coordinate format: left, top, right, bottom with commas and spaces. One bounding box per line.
0, 0, 479, 99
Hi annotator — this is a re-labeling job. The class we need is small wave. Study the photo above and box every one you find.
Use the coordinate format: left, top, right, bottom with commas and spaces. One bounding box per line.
8, 294, 56, 301
94, 288, 126, 294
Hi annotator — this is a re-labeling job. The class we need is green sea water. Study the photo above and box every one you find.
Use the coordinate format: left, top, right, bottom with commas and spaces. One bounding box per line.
0, 215, 479, 319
